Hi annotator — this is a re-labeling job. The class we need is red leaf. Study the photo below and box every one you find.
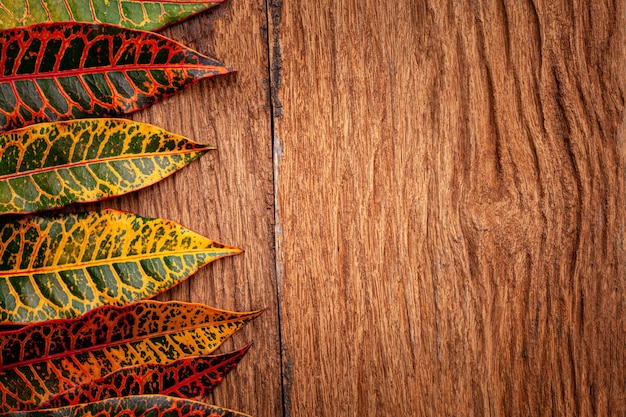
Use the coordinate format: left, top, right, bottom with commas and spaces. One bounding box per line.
0, 301, 261, 411
0, 22, 233, 132
39, 346, 251, 408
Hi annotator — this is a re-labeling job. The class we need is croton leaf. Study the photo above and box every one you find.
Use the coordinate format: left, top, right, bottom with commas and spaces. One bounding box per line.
0, 22, 233, 132
0, 209, 242, 323
0, 300, 261, 411
0, 1, 226, 32
0, 118, 213, 214
39, 345, 251, 408
0, 395, 250, 417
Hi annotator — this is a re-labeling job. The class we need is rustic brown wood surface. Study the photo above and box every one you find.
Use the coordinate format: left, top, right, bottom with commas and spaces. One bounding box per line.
89, 0, 624, 416
91, 1, 282, 416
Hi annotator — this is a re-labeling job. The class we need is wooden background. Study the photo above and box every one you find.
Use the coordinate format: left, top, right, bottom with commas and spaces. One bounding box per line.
95, 0, 625, 416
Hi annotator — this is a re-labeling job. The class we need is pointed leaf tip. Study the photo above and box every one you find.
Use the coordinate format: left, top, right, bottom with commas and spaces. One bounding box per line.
0, 210, 242, 324
3, 395, 251, 417
0, 1, 230, 32
0, 23, 233, 132
241, 307, 265, 318
38, 345, 254, 408
0, 300, 256, 412
0, 119, 214, 214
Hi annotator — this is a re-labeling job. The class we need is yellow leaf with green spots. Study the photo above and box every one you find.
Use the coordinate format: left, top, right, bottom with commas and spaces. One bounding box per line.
0, 209, 242, 324
0, 119, 213, 214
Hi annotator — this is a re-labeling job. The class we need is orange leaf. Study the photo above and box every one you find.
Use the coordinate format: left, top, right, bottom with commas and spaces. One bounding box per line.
0, 300, 261, 412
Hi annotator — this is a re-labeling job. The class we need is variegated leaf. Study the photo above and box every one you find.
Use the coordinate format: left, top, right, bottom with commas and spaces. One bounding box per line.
0, 118, 213, 214
0, 301, 261, 411
0, 209, 241, 323
39, 346, 251, 408
0, 395, 250, 417
0, 1, 226, 32
0, 22, 233, 132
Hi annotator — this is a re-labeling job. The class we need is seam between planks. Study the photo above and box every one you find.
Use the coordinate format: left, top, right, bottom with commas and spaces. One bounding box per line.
265, 0, 288, 416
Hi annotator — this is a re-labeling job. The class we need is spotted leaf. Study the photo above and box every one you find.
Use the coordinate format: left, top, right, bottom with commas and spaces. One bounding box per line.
0, 118, 213, 214
0, 1, 226, 32
0, 209, 242, 324
0, 395, 251, 417
0, 22, 233, 132
0, 300, 261, 412
39, 345, 251, 408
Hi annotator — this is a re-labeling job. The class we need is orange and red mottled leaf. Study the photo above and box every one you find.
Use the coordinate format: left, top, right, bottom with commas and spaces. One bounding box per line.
0, 395, 251, 417
0, 300, 262, 412
39, 346, 251, 408
0, 1, 226, 32
0, 22, 233, 132
0, 119, 213, 214
0, 209, 242, 324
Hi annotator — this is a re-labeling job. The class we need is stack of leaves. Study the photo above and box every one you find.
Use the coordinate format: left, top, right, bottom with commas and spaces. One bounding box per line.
0, 2, 256, 416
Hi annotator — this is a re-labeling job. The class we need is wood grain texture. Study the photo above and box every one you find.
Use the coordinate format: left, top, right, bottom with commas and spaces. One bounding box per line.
85, 1, 282, 416
31, 0, 624, 416
272, 0, 625, 416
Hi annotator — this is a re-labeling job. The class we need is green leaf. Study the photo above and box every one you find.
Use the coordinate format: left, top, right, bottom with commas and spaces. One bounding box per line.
0, 395, 251, 417
0, 1, 226, 32
0, 118, 213, 214
0, 209, 242, 324
0, 22, 233, 132
0, 300, 261, 411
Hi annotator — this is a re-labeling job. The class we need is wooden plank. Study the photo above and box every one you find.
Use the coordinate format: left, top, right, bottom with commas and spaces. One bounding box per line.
87, 2, 283, 416
272, 0, 625, 415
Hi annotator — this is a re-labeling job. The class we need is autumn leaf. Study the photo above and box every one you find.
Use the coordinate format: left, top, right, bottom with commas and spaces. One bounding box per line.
0, 118, 213, 214
0, 300, 261, 411
0, 22, 233, 132
39, 345, 251, 408
0, 209, 242, 323
0, 0, 226, 32
0, 395, 251, 417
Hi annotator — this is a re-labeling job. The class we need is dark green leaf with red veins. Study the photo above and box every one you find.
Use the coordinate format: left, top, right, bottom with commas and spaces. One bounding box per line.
0, 395, 251, 417
0, 209, 241, 324
0, 300, 262, 412
39, 345, 251, 408
0, 22, 233, 132
0, 118, 213, 214
0, 1, 226, 32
